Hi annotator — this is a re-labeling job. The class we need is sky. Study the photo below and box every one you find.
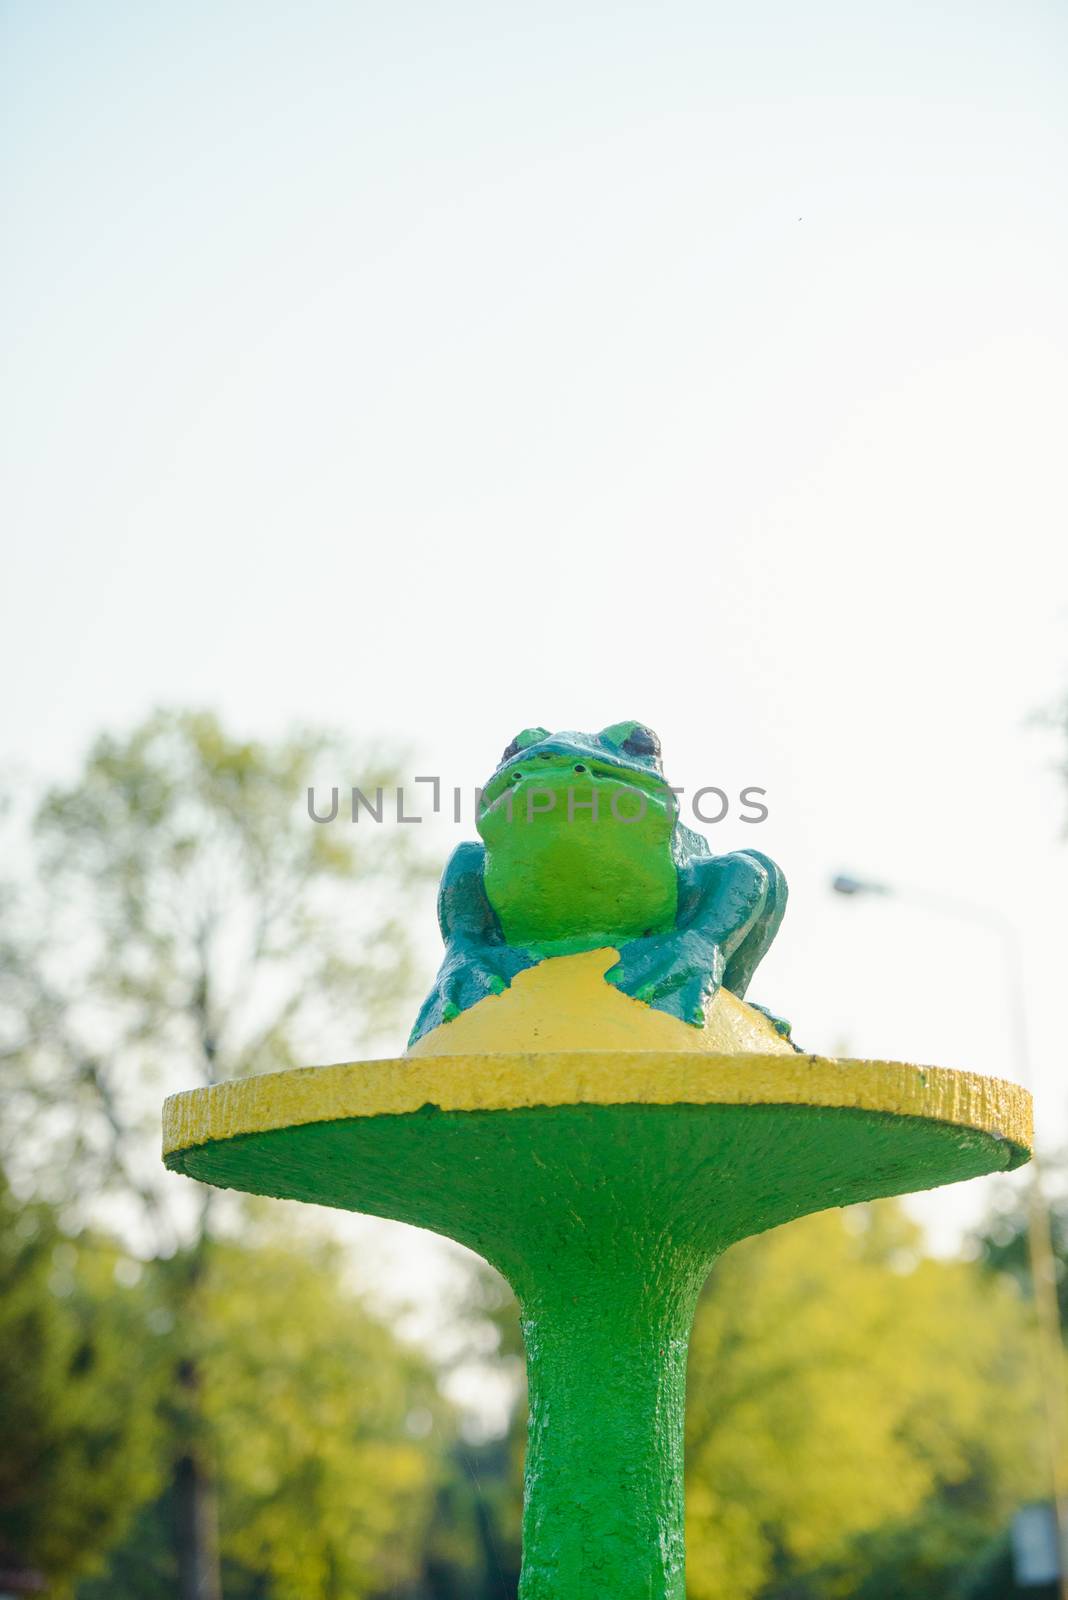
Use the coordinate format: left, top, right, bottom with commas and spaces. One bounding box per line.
3, 0, 1068, 1386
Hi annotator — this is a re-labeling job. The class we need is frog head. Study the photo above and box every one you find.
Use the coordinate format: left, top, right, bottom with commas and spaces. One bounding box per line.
478, 723, 679, 954
479, 722, 669, 829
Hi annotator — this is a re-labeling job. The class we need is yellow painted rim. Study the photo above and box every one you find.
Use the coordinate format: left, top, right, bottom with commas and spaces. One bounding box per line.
163, 1053, 1033, 1164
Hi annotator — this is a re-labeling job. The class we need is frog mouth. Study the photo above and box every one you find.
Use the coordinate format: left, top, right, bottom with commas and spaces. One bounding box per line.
479, 752, 666, 823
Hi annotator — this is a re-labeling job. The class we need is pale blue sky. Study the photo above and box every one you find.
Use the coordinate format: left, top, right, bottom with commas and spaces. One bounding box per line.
3, 1, 1068, 1278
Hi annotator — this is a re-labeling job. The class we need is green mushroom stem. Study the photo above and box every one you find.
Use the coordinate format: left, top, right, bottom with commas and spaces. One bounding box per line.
515, 1247, 703, 1599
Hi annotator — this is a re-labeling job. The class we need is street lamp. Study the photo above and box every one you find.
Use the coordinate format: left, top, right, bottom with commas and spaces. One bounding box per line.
831, 875, 890, 897
832, 871, 1068, 1598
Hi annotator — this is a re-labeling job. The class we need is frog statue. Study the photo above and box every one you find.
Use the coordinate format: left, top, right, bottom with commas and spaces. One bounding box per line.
409, 721, 793, 1048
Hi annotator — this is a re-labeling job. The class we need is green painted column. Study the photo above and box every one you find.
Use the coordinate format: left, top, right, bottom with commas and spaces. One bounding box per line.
516, 1249, 704, 1599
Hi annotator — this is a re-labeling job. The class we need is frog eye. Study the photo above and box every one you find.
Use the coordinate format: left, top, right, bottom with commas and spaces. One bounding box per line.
501, 726, 549, 763
601, 721, 661, 761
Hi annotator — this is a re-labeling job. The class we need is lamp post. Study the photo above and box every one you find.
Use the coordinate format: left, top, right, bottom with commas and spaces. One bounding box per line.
832, 872, 1068, 1597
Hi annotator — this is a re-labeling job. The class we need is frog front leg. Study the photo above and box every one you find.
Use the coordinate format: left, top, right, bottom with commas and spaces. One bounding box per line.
408, 841, 537, 1046
604, 849, 787, 1029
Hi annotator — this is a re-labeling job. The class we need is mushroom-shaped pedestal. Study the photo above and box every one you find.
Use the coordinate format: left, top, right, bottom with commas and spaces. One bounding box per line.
164, 949, 1031, 1599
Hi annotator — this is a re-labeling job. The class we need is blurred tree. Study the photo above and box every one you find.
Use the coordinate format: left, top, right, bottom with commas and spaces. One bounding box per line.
1, 709, 433, 1600
682, 1201, 1045, 1600
77, 1228, 448, 1600
200, 1231, 446, 1599
955, 1528, 1060, 1600
979, 1157, 1068, 1326
392, 1258, 523, 1599
0, 1171, 165, 1597
412, 1436, 521, 1600
950, 1161, 1068, 1600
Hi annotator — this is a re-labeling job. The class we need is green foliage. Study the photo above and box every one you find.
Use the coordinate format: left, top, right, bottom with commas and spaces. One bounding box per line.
4, 708, 431, 1228
954, 1530, 1048, 1600
2, 1159, 454, 1600
796, 1502, 1019, 1600
197, 1233, 446, 1599
683, 1202, 1044, 1600
978, 1160, 1068, 1325
0, 708, 440, 1597
412, 1263, 524, 1598
417, 1439, 522, 1600
73, 1227, 453, 1600
0, 1173, 165, 1595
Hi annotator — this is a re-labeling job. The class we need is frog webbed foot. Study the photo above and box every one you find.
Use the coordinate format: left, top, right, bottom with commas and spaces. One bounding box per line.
746, 1001, 803, 1052
604, 930, 724, 1027
408, 941, 535, 1046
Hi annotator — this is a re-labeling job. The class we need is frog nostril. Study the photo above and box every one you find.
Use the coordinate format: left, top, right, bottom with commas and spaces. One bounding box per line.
574, 764, 587, 773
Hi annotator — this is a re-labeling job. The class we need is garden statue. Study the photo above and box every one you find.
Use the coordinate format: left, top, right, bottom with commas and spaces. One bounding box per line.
409, 722, 789, 1044
164, 721, 1032, 1599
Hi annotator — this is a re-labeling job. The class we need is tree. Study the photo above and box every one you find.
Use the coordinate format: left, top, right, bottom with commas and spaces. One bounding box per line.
414, 1261, 525, 1600
0, 1172, 165, 1597
76, 1226, 450, 1600
683, 1202, 1046, 1599
978, 1157, 1068, 1325
2, 709, 432, 1599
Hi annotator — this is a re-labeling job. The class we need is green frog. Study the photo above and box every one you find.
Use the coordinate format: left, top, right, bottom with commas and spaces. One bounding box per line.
409, 722, 790, 1046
